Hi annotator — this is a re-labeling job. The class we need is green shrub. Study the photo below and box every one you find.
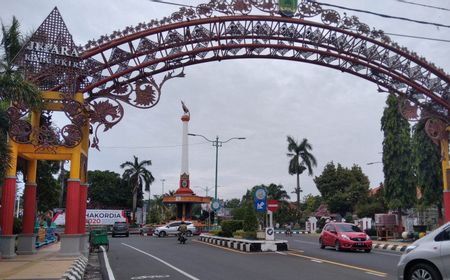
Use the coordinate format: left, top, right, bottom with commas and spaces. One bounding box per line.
233, 229, 245, 238
317, 217, 327, 230
243, 231, 257, 240
218, 231, 232, 237
208, 230, 221, 236
316, 229, 322, 234
221, 220, 243, 237
243, 203, 258, 232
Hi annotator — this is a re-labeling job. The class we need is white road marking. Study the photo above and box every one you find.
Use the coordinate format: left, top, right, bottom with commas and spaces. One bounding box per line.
101, 246, 116, 280
311, 259, 323, 263
275, 251, 288, 255
131, 275, 170, 279
122, 243, 200, 280
366, 272, 387, 277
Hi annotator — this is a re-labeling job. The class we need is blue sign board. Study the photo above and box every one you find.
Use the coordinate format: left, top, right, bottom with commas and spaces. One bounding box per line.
254, 199, 267, 213
254, 186, 268, 212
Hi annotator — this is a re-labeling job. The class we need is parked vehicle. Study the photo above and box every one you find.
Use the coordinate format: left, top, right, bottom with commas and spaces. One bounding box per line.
112, 221, 129, 237
139, 224, 155, 236
319, 222, 372, 252
154, 221, 196, 237
397, 221, 450, 280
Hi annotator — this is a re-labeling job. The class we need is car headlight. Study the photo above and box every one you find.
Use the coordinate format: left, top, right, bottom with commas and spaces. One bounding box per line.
366, 235, 371, 240
340, 234, 351, 240
405, 245, 418, 254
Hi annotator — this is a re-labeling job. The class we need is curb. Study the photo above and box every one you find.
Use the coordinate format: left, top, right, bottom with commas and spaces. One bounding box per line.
198, 235, 289, 252
62, 255, 88, 280
372, 243, 408, 252
275, 231, 311, 234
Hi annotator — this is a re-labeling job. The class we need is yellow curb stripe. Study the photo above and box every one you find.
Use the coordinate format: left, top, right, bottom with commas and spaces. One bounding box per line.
287, 253, 387, 277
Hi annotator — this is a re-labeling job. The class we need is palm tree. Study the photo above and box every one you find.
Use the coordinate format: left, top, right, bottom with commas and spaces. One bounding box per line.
266, 183, 290, 201
287, 136, 317, 211
0, 17, 42, 182
120, 156, 155, 223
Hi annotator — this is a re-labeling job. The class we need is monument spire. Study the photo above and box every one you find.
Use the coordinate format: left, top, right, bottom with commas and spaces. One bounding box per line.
176, 101, 193, 195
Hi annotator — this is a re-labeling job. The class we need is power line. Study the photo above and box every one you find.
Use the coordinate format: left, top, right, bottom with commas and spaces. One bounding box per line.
396, 0, 450, 12
384, 32, 450, 43
147, 0, 450, 42
147, 0, 194, 8
311, 1, 450, 29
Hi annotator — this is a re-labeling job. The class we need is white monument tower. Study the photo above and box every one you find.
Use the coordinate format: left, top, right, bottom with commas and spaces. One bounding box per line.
176, 101, 193, 195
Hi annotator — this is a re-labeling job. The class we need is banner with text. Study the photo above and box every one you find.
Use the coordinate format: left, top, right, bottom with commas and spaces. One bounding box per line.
52, 209, 127, 225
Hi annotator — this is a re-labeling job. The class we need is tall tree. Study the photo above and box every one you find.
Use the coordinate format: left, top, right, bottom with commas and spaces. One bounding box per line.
87, 170, 131, 208
0, 17, 41, 182
412, 119, 443, 218
287, 136, 317, 211
120, 156, 155, 223
381, 94, 416, 219
314, 162, 370, 216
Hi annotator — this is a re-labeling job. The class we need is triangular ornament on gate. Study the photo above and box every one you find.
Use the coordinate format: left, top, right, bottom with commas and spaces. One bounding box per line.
15, 7, 84, 95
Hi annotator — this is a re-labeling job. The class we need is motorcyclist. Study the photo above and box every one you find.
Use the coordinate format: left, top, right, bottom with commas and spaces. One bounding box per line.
177, 221, 188, 244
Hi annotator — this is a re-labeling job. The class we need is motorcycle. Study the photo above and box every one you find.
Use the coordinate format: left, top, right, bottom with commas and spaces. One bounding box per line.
178, 232, 187, 244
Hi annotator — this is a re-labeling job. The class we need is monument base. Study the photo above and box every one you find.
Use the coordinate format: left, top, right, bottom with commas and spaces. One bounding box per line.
0, 235, 17, 259
79, 233, 90, 257
17, 234, 37, 255
59, 234, 83, 257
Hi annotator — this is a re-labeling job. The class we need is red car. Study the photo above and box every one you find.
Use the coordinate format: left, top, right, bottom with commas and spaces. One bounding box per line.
319, 222, 372, 253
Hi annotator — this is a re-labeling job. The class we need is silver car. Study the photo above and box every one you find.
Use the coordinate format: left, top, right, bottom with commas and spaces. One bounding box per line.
154, 221, 196, 237
397, 221, 450, 280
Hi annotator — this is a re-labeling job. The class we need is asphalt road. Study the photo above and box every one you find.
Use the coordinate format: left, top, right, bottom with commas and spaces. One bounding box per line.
103, 234, 402, 280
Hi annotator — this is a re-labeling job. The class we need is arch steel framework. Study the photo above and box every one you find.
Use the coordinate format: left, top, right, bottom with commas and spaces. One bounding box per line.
2, 0, 450, 258
74, 0, 449, 148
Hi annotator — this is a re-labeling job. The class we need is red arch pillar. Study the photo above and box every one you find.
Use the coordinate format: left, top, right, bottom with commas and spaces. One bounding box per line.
59, 153, 83, 256
17, 160, 38, 255
0, 141, 18, 258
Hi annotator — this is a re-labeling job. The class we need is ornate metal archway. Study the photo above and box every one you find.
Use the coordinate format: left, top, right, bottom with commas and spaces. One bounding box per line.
75, 0, 449, 148
2, 0, 450, 258
9, 0, 450, 149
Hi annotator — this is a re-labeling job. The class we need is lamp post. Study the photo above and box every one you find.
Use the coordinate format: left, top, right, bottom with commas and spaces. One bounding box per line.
160, 179, 165, 220
188, 133, 245, 225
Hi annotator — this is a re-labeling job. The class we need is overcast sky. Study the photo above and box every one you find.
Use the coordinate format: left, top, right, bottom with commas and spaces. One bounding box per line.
2, 0, 449, 201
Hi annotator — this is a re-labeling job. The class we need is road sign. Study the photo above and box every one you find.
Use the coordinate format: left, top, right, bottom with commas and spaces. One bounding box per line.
266, 227, 275, 241
254, 188, 267, 200
255, 199, 266, 212
267, 200, 279, 212
211, 199, 221, 211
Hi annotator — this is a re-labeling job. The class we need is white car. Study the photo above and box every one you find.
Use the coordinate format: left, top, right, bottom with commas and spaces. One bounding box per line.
154, 221, 196, 237
397, 221, 450, 280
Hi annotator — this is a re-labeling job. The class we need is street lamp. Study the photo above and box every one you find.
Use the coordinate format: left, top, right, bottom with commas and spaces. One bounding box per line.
188, 133, 245, 225
160, 179, 166, 196
366, 161, 383, 165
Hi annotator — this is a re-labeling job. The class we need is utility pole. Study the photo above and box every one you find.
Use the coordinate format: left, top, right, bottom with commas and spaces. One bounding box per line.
188, 133, 245, 226
160, 179, 165, 220
160, 179, 165, 195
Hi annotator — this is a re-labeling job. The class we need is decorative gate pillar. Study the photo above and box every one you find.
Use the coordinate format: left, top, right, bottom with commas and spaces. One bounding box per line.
0, 141, 18, 258
442, 129, 450, 222
17, 160, 38, 255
